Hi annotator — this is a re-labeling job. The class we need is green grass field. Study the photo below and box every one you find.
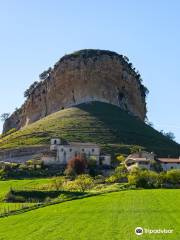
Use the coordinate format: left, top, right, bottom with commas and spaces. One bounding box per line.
0, 102, 179, 156
0, 178, 54, 215
0, 189, 179, 240
0, 178, 54, 201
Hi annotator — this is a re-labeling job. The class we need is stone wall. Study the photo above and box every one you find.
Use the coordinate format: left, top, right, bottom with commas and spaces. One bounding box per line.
0, 146, 49, 163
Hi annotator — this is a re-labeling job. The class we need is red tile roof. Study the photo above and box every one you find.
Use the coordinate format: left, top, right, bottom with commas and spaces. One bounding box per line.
158, 158, 180, 163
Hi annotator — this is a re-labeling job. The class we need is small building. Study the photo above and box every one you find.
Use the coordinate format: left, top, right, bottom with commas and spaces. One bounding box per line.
158, 158, 180, 171
125, 151, 155, 171
42, 138, 111, 166
125, 151, 180, 172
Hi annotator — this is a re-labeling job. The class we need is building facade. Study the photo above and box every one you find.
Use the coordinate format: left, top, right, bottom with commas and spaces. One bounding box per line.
42, 138, 111, 166
158, 158, 180, 171
125, 151, 180, 171
125, 151, 155, 171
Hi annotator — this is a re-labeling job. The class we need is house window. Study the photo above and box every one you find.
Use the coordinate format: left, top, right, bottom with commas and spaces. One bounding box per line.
54, 140, 57, 144
82, 149, 84, 152
92, 149, 94, 152
61, 148, 64, 152
69, 149, 72, 152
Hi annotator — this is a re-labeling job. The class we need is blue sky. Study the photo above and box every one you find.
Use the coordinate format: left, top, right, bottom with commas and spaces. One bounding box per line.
0, 0, 180, 142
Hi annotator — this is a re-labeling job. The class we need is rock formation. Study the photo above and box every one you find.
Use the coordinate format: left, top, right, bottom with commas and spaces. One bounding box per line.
3, 49, 148, 133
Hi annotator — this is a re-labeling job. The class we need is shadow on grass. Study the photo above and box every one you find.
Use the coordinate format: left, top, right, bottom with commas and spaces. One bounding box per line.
5, 190, 87, 203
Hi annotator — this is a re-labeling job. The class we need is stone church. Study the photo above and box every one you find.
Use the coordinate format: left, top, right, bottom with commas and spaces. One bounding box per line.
42, 138, 111, 166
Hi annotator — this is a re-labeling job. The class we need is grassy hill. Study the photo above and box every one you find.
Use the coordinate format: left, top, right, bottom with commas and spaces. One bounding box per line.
0, 189, 179, 240
0, 101, 179, 157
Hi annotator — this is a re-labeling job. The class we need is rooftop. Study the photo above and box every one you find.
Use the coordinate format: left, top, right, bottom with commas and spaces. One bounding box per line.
126, 157, 150, 162
158, 158, 180, 163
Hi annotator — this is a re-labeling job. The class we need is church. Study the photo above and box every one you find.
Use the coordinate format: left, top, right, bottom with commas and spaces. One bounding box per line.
42, 138, 111, 166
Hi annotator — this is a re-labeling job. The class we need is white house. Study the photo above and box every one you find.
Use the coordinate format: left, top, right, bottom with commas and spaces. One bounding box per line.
158, 158, 180, 171
42, 138, 111, 166
125, 151, 180, 171
125, 151, 154, 171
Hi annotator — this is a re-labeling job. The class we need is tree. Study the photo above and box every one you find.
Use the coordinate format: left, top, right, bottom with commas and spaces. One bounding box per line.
39, 67, 52, 80
116, 155, 125, 163
24, 81, 39, 98
160, 130, 175, 141
0, 113, 10, 122
64, 155, 87, 177
130, 146, 143, 154
165, 132, 175, 141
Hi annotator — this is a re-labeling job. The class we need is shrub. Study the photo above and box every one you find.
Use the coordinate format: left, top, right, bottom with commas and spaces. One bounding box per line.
52, 176, 66, 191
87, 157, 100, 176
166, 169, 180, 185
94, 175, 105, 184
64, 155, 87, 177
63, 181, 79, 192
74, 174, 94, 192
150, 160, 163, 172
116, 155, 125, 163
130, 146, 144, 153
105, 164, 128, 184
105, 175, 118, 184
128, 169, 159, 188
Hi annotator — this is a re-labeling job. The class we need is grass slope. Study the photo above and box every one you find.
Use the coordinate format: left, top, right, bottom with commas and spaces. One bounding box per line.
0, 178, 53, 201
0, 189, 179, 240
0, 102, 179, 156
0, 178, 53, 214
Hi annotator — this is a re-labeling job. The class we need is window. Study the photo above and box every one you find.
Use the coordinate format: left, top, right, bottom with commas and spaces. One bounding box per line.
92, 149, 94, 152
69, 148, 72, 152
82, 149, 84, 152
61, 148, 64, 152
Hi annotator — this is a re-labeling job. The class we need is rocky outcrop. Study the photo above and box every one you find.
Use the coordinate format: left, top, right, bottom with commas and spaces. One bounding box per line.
3, 49, 148, 133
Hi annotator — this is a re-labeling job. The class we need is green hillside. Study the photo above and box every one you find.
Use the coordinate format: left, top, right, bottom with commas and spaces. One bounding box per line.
0, 101, 179, 157
0, 190, 179, 240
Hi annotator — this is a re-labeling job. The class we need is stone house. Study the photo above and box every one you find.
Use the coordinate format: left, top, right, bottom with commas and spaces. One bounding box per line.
125, 151, 155, 171
41, 138, 111, 166
125, 151, 180, 171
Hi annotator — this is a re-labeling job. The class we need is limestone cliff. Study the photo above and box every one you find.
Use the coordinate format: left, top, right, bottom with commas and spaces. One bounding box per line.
3, 49, 148, 133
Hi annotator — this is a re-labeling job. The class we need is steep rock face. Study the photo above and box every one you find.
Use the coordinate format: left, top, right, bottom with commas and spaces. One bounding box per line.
3, 49, 147, 133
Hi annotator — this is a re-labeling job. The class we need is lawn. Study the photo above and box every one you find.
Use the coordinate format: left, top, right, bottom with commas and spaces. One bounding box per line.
0, 189, 179, 240
0, 178, 54, 201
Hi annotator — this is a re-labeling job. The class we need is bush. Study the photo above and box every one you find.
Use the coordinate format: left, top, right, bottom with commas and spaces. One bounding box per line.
74, 174, 94, 192
166, 169, 180, 185
64, 156, 87, 177
87, 158, 98, 176
116, 155, 125, 163
128, 169, 159, 188
94, 175, 105, 184
63, 181, 80, 192
150, 160, 163, 172
105, 175, 118, 184
105, 164, 128, 184
51, 176, 66, 191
